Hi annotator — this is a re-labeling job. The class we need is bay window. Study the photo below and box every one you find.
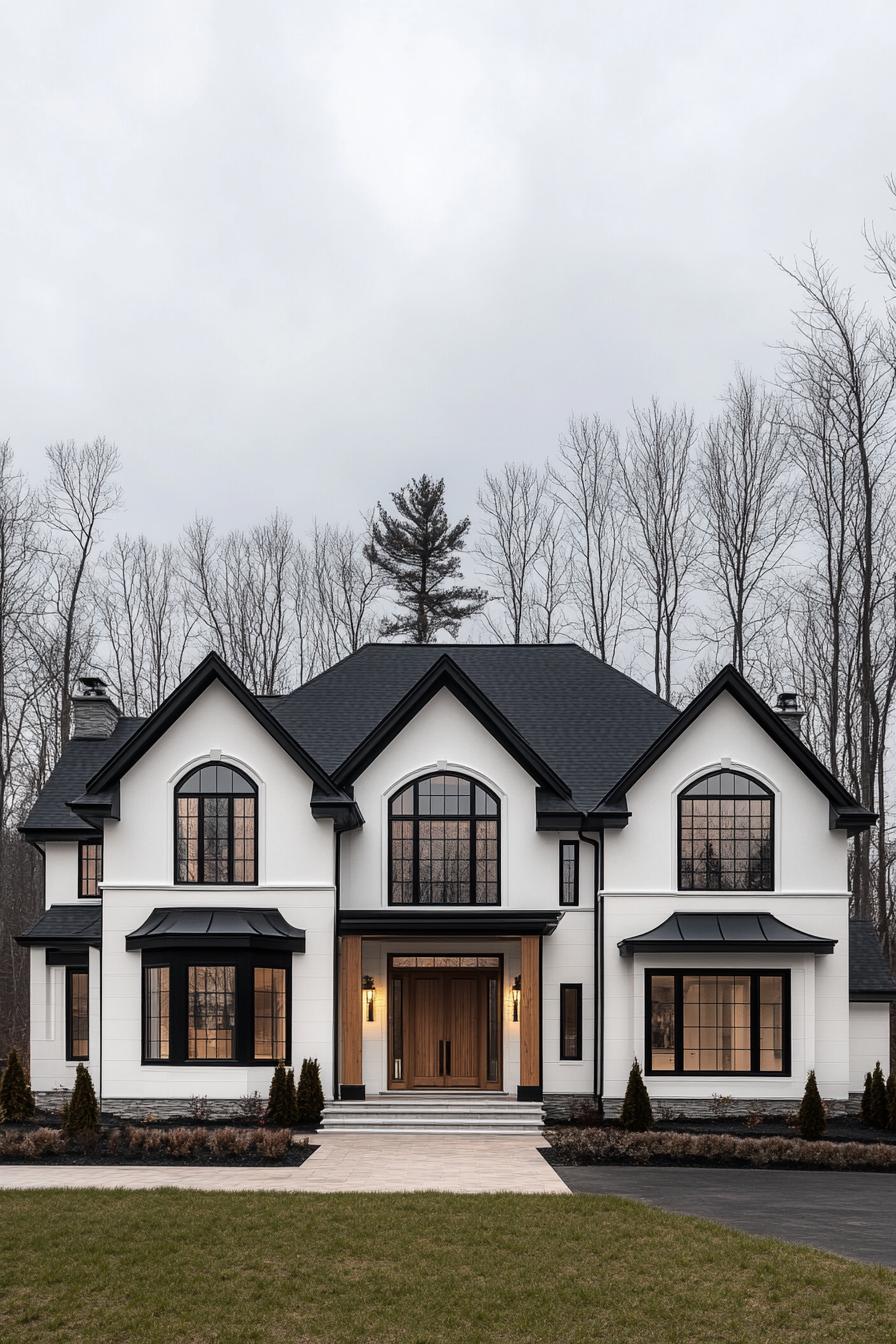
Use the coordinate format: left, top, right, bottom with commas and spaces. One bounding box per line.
142, 952, 289, 1065
646, 970, 789, 1076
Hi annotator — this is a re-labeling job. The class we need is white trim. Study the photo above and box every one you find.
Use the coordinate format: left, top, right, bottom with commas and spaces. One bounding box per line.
100, 882, 336, 892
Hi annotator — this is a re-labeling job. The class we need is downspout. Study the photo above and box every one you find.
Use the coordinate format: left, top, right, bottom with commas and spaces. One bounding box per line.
578, 827, 603, 1106
332, 828, 341, 1102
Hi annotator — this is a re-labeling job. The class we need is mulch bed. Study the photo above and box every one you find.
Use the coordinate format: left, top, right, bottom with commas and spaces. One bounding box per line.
0, 1143, 317, 1167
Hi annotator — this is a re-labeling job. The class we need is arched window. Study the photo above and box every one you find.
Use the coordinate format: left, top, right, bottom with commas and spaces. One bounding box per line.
678, 769, 773, 891
175, 763, 257, 885
389, 772, 500, 905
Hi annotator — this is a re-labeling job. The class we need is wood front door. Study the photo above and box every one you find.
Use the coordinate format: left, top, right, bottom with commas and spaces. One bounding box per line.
389, 963, 502, 1089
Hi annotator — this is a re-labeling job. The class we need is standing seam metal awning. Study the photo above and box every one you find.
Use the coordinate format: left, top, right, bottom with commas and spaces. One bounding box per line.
125, 908, 305, 951
618, 911, 836, 957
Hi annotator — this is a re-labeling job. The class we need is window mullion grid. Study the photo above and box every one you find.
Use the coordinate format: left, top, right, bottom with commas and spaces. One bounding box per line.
750, 972, 760, 1072
197, 798, 205, 886
227, 794, 234, 885
674, 973, 684, 1072
469, 802, 476, 905
412, 781, 420, 905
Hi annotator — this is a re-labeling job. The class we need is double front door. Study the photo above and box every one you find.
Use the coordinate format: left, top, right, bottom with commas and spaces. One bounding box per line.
388, 960, 502, 1089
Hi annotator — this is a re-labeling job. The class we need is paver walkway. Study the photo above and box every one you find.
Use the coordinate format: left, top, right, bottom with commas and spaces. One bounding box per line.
0, 1133, 567, 1195
554, 1164, 896, 1266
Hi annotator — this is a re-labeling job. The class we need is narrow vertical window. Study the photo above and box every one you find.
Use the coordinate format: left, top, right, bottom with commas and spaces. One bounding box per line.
66, 967, 89, 1061
253, 965, 286, 1061
79, 841, 103, 898
143, 965, 170, 1061
390, 976, 403, 1082
559, 841, 579, 906
187, 965, 236, 1059
559, 983, 582, 1060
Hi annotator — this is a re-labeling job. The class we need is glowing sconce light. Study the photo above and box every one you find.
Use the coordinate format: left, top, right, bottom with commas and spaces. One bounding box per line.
511, 974, 521, 1022
362, 975, 376, 1022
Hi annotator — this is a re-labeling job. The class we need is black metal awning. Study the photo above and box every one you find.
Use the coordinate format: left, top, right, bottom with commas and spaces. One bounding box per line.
618, 911, 836, 957
17, 904, 102, 949
126, 907, 306, 952
338, 910, 563, 938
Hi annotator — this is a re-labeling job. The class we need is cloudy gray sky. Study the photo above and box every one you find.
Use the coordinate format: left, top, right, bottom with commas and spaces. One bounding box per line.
1, 2, 894, 541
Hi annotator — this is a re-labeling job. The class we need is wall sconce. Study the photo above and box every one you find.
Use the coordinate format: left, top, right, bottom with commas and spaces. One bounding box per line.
511, 975, 521, 1022
362, 975, 376, 1022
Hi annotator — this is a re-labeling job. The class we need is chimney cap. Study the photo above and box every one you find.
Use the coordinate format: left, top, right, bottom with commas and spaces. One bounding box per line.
776, 691, 799, 713
77, 675, 109, 698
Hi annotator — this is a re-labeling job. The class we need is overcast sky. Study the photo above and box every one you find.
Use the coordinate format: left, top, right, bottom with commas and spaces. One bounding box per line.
1, 2, 894, 542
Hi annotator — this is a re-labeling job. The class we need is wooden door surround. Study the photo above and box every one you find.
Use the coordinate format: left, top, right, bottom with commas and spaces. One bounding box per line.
388, 961, 502, 1090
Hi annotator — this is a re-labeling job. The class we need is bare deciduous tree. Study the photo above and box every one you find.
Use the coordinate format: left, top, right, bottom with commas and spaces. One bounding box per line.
476, 463, 561, 643
550, 416, 627, 663
619, 400, 698, 701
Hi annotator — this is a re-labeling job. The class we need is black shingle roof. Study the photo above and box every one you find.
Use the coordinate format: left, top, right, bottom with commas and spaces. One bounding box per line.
19, 645, 678, 830
272, 644, 678, 810
17, 904, 102, 946
849, 920, 896, 1000
21, 717, 143, 834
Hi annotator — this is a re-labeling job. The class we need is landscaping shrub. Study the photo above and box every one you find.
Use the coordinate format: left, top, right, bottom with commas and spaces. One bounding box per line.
886, 1071, 896, 1132
869, 1061, 888, 1129
286, 1068, 299, 1124
861, 1070, 873, 1124
189, 1095, 211, 1123
546, 1126, 896, 1171
619, 1059, 652, 1131
63, 1064, 99, 1135
0, 1048, 35, 1122
19, 1128, 67, 1159
236, 1091, 265, 1124
259, 1128, 291, 1160
208, 1127, 253, 1158
798, 1070, 826, 1140
266, 1063, 293, 1126
295, 1057, 324, 1126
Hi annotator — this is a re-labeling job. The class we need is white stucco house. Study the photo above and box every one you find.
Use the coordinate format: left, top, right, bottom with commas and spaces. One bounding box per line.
17, 644, 896, 1125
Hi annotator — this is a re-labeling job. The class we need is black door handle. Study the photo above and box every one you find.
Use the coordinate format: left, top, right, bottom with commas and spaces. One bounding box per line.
445, 1039, 451, 1076
438, 1040, 444, 1076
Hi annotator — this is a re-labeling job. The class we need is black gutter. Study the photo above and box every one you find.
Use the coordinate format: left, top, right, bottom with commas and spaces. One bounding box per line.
578, 829, 602, 1105
332, 830, 341, 1102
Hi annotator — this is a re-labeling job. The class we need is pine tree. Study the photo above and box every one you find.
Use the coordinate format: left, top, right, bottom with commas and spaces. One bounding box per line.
0, 1049, 35, 1122
295, 1058, 324, 1126
861, 1070, 873, 1124
797, 1070, 826, 1140
886, 1071, 896, 1131
619, 1059, 653, 1131
869, 1061, 888, 1130
64, 1063, 98, 1134
265, 1063, 292, 1127
364, 475, 487, 642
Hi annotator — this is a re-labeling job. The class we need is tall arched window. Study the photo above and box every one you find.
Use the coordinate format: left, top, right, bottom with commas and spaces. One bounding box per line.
389, 772, 500, 905
678, 769, 773, 891
175, 763, 257, 885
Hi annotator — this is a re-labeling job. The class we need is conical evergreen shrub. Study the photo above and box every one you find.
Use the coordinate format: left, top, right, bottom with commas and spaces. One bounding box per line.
265, 1063, 293, 1126
64, 1063, 98, 1134
295, 1058, 324, 1126
797, 1070, 825, 1140
286, 1068, 299, 1126
869, 1061, 889, 1130
861, 1071, 873, 1124
619, 1059, 653, 1131
886, 1071, 896, 1132
0, 1048, 35, 1122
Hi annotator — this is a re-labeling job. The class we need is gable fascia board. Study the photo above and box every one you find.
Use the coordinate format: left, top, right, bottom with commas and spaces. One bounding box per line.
85, 652, 339, 797
332, 653, 570, 797
595, 665, 876, 833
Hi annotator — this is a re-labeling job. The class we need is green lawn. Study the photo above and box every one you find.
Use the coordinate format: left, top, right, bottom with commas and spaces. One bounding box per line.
0, 1190, 893, 1344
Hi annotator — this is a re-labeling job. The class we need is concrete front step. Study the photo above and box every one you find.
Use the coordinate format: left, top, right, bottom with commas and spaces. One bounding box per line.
321, 1093, 545, 1133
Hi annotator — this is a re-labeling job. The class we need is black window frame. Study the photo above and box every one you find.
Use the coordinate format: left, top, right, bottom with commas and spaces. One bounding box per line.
78, 839, 103, 899
140, 949, 291, 1066
559, 982, 583, 1060
65, 964, 89, 1062
644, 968, 791, 1077
387, 772, 501, 906
677, 769, 775, 892
559, 840, 579, 906
174, 763, 258, 887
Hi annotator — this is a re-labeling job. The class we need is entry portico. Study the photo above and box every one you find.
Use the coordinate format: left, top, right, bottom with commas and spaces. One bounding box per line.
337, 912, 562, 1100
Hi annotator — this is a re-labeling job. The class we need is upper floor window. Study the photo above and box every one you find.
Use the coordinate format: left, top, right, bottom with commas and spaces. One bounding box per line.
389, 772, 500, 905
678, 769, 773, 891
559, 840, 579, 906
175, 763, 257, 885
79, 841, 102, 898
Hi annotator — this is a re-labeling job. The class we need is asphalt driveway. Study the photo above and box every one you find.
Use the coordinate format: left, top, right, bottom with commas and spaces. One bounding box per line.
553, 1164, 896, 1266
